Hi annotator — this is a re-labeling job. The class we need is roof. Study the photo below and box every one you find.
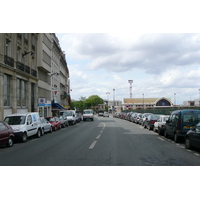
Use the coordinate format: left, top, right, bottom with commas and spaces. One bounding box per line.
124, 98, 158, 104
123, 97, 172, 104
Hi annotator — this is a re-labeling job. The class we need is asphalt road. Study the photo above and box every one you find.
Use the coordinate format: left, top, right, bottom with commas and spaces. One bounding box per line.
1, 115, 200, 166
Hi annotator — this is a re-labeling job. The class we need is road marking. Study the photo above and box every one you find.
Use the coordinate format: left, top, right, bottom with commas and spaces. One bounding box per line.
194, 153, 200, 156
89, 140, 97, 149
100, 130, 103, 133
157, 137, 165, 141
96, 134, 101, 139
102, 123, 106, 129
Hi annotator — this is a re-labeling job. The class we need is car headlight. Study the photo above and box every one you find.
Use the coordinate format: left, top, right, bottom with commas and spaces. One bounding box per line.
13, 127, 20, 132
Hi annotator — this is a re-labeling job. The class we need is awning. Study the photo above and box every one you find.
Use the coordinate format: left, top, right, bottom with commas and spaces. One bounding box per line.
52, 103, 65, 110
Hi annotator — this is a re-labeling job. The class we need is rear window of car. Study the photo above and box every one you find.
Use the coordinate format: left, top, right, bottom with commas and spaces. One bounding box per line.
152, 115, 160, 120
183, 113, 196, 123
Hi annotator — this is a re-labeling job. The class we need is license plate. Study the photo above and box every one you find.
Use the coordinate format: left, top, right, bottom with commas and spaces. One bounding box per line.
184, 126, 194, 129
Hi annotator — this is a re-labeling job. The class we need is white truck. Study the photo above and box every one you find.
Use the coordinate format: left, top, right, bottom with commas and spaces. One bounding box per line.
83, 109, 94, 121
60, 110, 76, 125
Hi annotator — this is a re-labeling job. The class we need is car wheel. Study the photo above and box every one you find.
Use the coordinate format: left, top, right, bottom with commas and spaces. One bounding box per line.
37, 129, 41, 138
174, 133, 179, 143
185, 137, 192, 149
54, 126, 57, 131
49, 126, 53, 133
7, 137, 14, 147
164, 130, 168, 138
158, 128, 162, 135
21, 132, 28, 142
41, 128, 44, 136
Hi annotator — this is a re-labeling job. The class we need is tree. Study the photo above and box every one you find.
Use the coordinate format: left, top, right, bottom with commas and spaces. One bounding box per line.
85, 95, 104, 110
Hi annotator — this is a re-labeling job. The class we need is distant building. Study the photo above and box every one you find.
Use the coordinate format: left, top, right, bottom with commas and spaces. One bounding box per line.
122, 97, 173, 110
183, 99, 200, 107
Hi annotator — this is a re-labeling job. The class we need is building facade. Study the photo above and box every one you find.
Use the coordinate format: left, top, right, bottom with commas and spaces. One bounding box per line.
122, 97, 173, 110
0, 33, 70, 121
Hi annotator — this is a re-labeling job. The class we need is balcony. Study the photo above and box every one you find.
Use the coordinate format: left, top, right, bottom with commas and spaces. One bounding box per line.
16, 61, 24, 71
25, 65, 30, 74
4, 55, 14, 67
31, 69, 37, 77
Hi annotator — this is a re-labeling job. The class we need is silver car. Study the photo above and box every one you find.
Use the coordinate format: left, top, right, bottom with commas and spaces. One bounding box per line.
40, 117, 52, 134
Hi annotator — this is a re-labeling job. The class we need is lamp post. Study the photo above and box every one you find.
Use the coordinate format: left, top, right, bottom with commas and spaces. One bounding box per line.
174, 93, 176, 106
143, 93, 144, 113
113, 89, 115, 113
106, 92, 110, 106
199, 89, 200, 106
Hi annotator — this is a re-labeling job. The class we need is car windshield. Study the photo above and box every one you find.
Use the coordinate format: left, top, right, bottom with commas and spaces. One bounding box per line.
163, 117, 169, 122
46, 118, 55, 122
84, 111, 92, 114
4, 116, 26, 125
152, 115, 160, 120
63, 111, 72, 116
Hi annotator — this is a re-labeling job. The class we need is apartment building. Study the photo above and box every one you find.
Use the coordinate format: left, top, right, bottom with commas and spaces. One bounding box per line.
0, 33, 70, 120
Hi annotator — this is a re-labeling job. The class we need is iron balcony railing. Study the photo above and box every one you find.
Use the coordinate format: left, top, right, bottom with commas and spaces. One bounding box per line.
4, 55, 14, 67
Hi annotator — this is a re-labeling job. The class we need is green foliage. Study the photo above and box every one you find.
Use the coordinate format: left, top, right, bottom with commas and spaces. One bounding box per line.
70, 95, 104, 112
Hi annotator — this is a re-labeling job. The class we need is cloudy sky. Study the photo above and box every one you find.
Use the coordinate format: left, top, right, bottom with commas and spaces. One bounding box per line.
56, 33, 200, 105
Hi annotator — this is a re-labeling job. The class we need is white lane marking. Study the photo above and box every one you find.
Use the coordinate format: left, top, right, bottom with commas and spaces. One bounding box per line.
89, 140, 97, 149
194, 153, 200, 157
102, 123, 106, 129
157, 137, 165, 141
100, 130, 103, 133
96, 134, 101, 139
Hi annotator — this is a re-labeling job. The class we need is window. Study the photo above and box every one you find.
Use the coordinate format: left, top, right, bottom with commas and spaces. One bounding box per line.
5, 40, 11, 56
17, 79, 27, 106
27, 115, 32, 124
17, 47, 21, 62
0, 122, 8, 131
4, 74, 10, 106
183, 113, 195, 123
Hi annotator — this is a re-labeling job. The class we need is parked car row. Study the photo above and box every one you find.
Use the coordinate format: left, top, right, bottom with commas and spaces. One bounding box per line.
114, 109, 200, 151
0, 111, 83, 148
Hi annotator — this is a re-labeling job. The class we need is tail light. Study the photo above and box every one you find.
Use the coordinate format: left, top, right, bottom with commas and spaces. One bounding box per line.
161, 125, 165, 128
151, 120, 155, 124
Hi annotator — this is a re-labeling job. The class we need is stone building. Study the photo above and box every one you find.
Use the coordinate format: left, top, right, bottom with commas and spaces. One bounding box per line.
0, 33, 70, 120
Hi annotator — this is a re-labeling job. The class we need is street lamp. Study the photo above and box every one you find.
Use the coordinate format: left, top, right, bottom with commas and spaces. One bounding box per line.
113, 89, 115, 105
106, 92, 110, 106
143, 93, 144, 112
199, 89, 200, 106
174, 93, 176, 106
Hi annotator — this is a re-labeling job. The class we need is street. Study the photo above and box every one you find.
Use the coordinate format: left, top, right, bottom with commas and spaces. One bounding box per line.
1, 115, 200, 166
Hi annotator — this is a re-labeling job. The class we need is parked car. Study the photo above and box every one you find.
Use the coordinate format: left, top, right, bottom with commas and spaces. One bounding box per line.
134, 113, 143, 124
165, 110, 200, 143
40, 117, 52, 134
0, 121, 15, 147
185, 122, 200, 149
130, 113, 138, 123
45, 117, 61, 131
4, 112, 42, 142
59, 116, 69, 127
60, 110, 76, 125
153, 115, 169, 135
139, 113, 152, 126
103, 112, 109, 117
144, 114, 161, 130
75, 113, 81, 123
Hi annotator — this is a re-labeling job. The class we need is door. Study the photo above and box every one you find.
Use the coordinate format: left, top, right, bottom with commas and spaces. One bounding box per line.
0, 122, 9, 144
26, 115, 37, 136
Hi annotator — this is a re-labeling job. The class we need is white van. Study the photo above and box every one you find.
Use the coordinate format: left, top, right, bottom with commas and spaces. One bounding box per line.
4, 112, 42, 142
83, 109, 94, 121
60, 110, 76, 125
